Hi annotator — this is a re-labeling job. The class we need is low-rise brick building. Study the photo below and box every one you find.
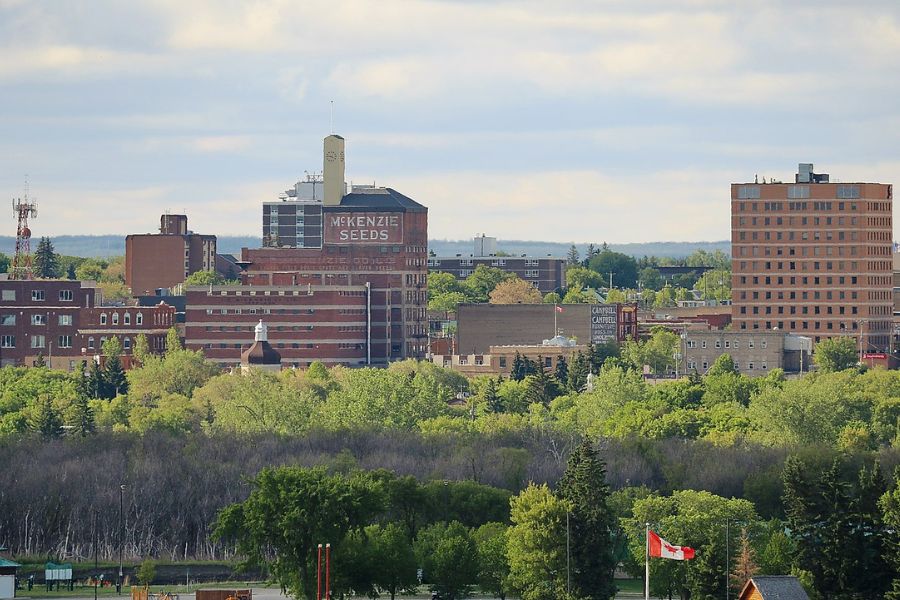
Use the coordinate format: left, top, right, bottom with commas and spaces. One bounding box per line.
183, 284, 389, 368
0, 279, 174, 369
680, 330, 812, 376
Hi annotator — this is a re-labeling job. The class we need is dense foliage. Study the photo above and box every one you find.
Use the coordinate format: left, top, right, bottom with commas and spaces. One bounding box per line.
2, 344, 900, 599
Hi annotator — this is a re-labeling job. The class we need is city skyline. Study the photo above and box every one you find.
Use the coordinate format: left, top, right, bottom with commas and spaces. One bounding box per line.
2, 1, 900, 242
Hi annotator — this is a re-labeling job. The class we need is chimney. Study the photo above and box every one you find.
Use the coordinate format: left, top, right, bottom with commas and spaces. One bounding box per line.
323, 135, 345, 206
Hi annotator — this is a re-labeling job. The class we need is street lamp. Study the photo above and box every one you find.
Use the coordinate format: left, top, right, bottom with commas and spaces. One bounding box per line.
117, 484, 125, 594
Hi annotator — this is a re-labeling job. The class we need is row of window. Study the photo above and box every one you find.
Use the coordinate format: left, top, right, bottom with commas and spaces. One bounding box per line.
686, 339, 768, 350
740, 305, 860, 316
1, 335, 73, 349
0, 314, 75, 326
736, 184, 864, 200
99, 312, 143, 326
1, 289, 76, 302
688, 359, 768, 372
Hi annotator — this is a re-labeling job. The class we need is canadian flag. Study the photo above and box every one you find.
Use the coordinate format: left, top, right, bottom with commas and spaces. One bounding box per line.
555, 305, 564, 313
648, 530, 695, 560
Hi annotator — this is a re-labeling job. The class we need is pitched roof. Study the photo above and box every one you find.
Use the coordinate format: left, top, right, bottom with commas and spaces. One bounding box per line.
0, 558, 21, 567
740, 576, 809, 600
332, 188, 426, 213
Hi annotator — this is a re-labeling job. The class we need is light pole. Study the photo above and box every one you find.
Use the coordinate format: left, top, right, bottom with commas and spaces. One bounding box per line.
118, 484, 125, 594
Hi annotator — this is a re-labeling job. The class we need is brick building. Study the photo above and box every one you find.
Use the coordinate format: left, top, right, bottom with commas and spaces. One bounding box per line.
0, 279, 174, 369
428, 255, 566, 295
184, 284, 389, 368
456, 303, 638, 355
731, 163, 893, 353
238, 135, 428, 362
125, 214, 217, 295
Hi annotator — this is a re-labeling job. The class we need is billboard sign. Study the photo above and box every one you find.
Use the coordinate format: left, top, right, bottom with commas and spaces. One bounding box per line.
590, 304, 618, 344
325, 212, 403, 244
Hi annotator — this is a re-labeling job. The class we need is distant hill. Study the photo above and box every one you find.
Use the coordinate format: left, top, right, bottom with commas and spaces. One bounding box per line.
0, 235, 730, 260
429, 239, 731, 259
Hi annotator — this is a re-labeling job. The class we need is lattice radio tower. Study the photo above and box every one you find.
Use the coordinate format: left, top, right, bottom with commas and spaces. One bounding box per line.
10, 182, 38, 281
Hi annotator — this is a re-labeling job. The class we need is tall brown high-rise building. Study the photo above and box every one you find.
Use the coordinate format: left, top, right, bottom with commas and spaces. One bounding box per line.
731, 163, 893, 354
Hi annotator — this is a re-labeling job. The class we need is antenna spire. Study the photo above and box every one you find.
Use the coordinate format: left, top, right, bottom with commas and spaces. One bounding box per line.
330, 100, 334, 134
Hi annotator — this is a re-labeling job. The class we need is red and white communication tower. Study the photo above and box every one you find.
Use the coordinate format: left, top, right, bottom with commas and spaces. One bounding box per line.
10, 189, 37, 281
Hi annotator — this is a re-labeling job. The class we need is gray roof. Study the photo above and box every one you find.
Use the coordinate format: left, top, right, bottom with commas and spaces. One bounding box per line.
331, 188, 426, 213
742, 576, 809, 600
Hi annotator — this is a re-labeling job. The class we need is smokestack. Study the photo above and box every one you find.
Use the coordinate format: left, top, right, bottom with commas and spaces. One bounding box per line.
323, 135, 345, 206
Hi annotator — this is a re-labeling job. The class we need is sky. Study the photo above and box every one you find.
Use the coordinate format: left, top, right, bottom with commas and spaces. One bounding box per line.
1, 0, 900, 244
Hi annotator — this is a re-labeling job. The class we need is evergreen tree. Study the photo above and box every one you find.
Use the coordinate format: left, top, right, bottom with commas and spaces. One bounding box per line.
524, 357, 556, 407
566, 245, 580, 265
783, 456, 891, 599
71, 362, 96, 436
557, 440, 616, 600
568, 350, 590, 392
31, 395, 64, 438
554, 355, 568, 387
34, 352, 46, 367
33, 236, 61, 278
104, 355, 128, 398
66, 262, 76, 279
483, 377, 504, 414
511, 352, 525, 382
87, 360, 104, 399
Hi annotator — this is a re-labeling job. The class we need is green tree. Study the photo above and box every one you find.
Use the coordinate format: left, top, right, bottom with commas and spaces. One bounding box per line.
523, 358, 558, 407
370, 522, 418, 600
415, 521, 479, 600
70, 362, 95, 436
562, 286, 598, 304
507, 483, 569, 600
473, 522, 511, 600
75, 259, 105, 282
182, 270, 225, 286
102, 337, 127, 398
136, 559, 156, 586
783, 456, 890, 599
165, 327, 182, 354
483, 376, 504, 414
0, 252, 11, 273
588, 250, 638, 289
87, 360, 104, 399
557, 440, 616, 600
695, 268, 732, 302
708, 353, 739, 376
813, 336, 858, 372
880, 467, 900, 599
566, 245, 580, 265
429, 291, 470, 312
638, 267, 663, 290
624, 491, 759, 600
567, 350, 590, 392
463, 265, 515, 303
542, 292, 562, 304
133, 333, 151, 366
428, 271, 463, 298
214, 466, 386, 600
565, 266, 604, 291
33, 236, 61, 278
30, 395, 64, 438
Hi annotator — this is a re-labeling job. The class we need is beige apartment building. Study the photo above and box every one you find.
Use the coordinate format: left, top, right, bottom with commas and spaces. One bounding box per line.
731, 163, 893, 354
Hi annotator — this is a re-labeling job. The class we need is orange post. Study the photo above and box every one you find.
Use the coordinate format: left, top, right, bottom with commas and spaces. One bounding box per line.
316, 544, 323, 600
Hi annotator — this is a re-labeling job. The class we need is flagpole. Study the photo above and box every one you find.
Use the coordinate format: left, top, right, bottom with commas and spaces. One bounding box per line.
554, 304, 558, 335
645, 523, 650, 600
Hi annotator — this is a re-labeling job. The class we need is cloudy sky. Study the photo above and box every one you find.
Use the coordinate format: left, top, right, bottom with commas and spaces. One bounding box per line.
2, 0, 899, 243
